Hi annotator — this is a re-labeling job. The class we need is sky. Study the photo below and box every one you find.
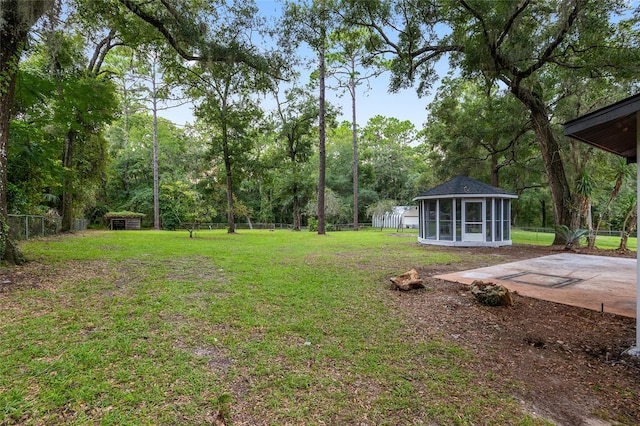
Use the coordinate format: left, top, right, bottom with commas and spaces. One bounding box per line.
156, 0, 640, 130
157, 70, 437, 130
157, 0, 444, 130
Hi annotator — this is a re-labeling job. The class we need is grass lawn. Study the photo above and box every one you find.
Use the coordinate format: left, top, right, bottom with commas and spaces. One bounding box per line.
511, 228, 637, 250
1, 228, 617, 425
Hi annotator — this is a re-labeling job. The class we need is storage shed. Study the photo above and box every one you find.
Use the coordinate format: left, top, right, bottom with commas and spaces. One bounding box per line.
104, 212, 144, 230
413, 176, 518, 247
372, 206, 418, 229
403, 206, 419, 228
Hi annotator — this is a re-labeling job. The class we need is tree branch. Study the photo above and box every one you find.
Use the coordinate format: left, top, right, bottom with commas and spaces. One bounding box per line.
496, 0, 531, 48
517, 0, 583, 79
118, 0, 201, 61
87, 30, 114, 74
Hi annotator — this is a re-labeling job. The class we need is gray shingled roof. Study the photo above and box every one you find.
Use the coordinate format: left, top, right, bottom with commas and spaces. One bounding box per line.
413, 176, 517, 200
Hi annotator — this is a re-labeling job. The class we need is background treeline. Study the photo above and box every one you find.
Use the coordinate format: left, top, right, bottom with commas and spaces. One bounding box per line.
4, 0, 640, 243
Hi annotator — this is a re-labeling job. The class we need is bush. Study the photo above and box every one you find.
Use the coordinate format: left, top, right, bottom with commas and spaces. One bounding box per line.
161, 211, 180, 231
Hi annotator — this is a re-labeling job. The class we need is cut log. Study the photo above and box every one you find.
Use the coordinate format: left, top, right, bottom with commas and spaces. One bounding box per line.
390, 268, 425, 291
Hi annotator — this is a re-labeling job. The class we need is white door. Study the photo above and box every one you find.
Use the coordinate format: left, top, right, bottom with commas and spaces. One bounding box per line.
463, 200, 485, 242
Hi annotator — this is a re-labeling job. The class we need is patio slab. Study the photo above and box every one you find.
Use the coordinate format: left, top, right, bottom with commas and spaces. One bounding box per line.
435, 253, 637, 318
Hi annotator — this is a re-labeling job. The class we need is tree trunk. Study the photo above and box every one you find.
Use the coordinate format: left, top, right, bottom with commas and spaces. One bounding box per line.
152, 82, 160, 230
585, 198, 594, 248
292, 191, 301, 231
317, 18, 326, 235
490, 153, 499, 187
511, 85, 573, 245
589, 172, 625, 249
618, 201, 637, 251
0, 57, 21, 263
0, 0, 53, 263
287, 135, 302, 231
222, 127, 235, 234
61, 129, 76, 232
351, 62, 359, 231
151, 54, 160, 230
292, 179, 302, 231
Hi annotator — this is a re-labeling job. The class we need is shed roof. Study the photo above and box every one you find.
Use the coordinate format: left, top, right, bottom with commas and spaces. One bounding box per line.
413, 175, 517, 200
563, 93, 640, 163
104, 211, 145, 219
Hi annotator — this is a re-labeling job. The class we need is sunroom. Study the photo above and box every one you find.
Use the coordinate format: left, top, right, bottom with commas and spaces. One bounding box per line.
413, 176, 518, 247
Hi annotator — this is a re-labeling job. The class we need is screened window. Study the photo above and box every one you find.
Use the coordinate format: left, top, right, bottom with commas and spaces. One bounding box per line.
486, 199, 493, 241
503, 200, 511, 240
439, 199, 453, 241
426, 201, 437, 239
455, 199, 462, 241
494, 199, 502, 241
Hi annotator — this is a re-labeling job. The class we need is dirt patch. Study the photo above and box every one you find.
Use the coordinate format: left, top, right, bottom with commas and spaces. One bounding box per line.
391, 244, 640, 426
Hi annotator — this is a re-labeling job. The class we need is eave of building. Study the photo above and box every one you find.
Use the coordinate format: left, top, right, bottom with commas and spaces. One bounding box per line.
563, 93, 640, 163
413, 193, 519, 201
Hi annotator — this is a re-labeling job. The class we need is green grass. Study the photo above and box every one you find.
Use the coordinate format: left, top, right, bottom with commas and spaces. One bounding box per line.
0, 229, 573, 424
512, 228, 637, 250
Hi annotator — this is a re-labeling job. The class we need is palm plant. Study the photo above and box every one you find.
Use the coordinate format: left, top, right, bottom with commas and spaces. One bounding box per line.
555, 224, 589, 250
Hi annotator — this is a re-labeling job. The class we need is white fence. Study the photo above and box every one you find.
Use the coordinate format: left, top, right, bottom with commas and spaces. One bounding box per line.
8, 215, 88, 240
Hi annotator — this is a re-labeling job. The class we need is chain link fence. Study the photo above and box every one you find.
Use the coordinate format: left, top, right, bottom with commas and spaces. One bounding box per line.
8, 215, 88, 240
517, 227, 636, 238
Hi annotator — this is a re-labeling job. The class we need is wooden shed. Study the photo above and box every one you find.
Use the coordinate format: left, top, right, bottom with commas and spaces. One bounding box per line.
104, 212, 144, 230
413, 176, 518, 247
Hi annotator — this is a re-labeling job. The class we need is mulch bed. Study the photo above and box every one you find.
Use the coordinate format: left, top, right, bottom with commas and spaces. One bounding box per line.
390, 244, 640, 425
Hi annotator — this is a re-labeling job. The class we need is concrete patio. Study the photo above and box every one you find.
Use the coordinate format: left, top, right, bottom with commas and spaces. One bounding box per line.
435, 253, 637, 318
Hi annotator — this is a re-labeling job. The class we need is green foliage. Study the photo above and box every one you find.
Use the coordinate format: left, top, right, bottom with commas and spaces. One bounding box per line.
270, 84, 320, 228
8, 29, 119, 219
160, 181, 213, 234
182, 33, 273, 231
105, 112, 205, 225
326, 126, 354, 192
304, 188, 346, 224
555, 225, 589, 250
424, 78, 537, 189
307, 217, 318, 232
358, 116, 421, 203
345, 0, 640, 236
9, 71, 61, 214
7, 0, 640, 246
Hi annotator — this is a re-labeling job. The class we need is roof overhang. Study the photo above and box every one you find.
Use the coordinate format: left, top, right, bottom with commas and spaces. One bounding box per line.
563, 93, 640, 163
564, 93, 640, 356
413, 193, 518, 201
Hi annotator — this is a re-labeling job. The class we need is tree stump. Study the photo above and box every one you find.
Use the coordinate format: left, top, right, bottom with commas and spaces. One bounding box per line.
390, 269, 425, 291
470, 280, 513, 306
